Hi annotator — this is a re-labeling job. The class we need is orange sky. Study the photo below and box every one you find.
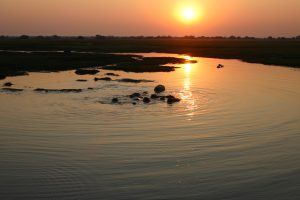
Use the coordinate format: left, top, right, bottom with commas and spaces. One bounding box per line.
0, 0, 299, 36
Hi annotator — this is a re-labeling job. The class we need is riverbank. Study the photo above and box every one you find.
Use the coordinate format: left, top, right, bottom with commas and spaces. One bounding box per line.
0, 51, 195, 79
0, 37, 299, 78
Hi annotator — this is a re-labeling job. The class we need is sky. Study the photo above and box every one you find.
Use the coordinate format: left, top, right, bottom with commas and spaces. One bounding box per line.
0, 0, 299, 37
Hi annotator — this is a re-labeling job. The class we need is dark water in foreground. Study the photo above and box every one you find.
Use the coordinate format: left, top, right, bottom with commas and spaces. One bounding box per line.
0, 53, 299, 199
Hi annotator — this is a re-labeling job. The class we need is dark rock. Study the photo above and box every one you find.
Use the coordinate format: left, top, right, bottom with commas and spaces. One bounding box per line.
143, 97, 151, 103
34, 88, 82, 93
117, 78, 154, 83
151, 94, 159, 99
154, 85, 166, 93
112, 98, 119, 103
75, 69, 99, 75
76, 79, 88, 82
3, 82, 13, 87
167, 96, 181, 104
132, 102, 137, 105
2, 88, 23, 92
143, 91, 148, 95
94, 77, 112, 81
129, 93, 141, 98
105, 73, 120, 76
0, 75, 6, 80
88, 87, 94, 90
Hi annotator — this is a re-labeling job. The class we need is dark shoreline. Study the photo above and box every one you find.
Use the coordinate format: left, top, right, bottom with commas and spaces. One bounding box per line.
0, 37, 299, 79
0, 51, 195, 79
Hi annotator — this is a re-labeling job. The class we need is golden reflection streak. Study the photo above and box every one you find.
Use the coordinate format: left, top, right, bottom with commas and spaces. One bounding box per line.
180, 60, 197, 120
184, 63, 192, 75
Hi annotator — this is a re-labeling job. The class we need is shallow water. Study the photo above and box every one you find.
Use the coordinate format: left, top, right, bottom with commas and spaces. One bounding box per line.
0, 53, 299, 200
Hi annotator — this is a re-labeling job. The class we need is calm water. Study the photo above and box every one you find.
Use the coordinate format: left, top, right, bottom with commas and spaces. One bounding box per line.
0, 53, 299, 200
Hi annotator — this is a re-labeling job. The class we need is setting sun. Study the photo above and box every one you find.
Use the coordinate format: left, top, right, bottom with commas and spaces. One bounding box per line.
181, 7, 197, 22
1, 1, 300, 200
175, 2, 202, 24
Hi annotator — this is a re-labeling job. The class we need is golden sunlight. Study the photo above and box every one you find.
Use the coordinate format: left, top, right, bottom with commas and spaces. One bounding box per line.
184, 63, 192, 74
181, 7, 196, 22
175, 1, 202, 24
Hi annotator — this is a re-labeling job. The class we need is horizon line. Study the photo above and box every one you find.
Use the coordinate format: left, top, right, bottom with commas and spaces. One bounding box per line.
1, 35, 300, 39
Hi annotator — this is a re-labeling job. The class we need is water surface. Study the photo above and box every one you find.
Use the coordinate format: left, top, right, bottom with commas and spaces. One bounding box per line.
0, 53, 299, 199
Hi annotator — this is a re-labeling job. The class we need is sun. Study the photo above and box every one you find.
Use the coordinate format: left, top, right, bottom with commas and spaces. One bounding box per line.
182, 7, 196, 22
175, 4, 201, 24
174, 0, 202, 24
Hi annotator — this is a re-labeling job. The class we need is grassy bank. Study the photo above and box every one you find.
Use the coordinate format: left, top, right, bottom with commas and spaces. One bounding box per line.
0, 50, 194, 78
0, 37, 299, 78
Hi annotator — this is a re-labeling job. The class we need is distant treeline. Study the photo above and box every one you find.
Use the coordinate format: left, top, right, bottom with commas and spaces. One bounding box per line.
1, 35, 300, 40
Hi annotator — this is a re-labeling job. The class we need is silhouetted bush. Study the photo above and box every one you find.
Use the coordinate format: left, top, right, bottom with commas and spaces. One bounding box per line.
184, 35, 196, 39
19, 35, 29, 39
95, 35, 106, 39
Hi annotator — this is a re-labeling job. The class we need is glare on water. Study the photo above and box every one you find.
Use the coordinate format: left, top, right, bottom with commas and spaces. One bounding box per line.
0, 53, 299, 200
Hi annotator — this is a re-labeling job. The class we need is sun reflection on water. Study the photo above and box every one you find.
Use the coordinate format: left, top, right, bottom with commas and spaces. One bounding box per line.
180, 60, 198, 120
184, 63, 192, 75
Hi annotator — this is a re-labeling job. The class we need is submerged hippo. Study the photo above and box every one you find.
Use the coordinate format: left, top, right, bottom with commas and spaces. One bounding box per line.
217, 64, 224, 68
154, 85, 166, 93
3, 82, 13, 87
